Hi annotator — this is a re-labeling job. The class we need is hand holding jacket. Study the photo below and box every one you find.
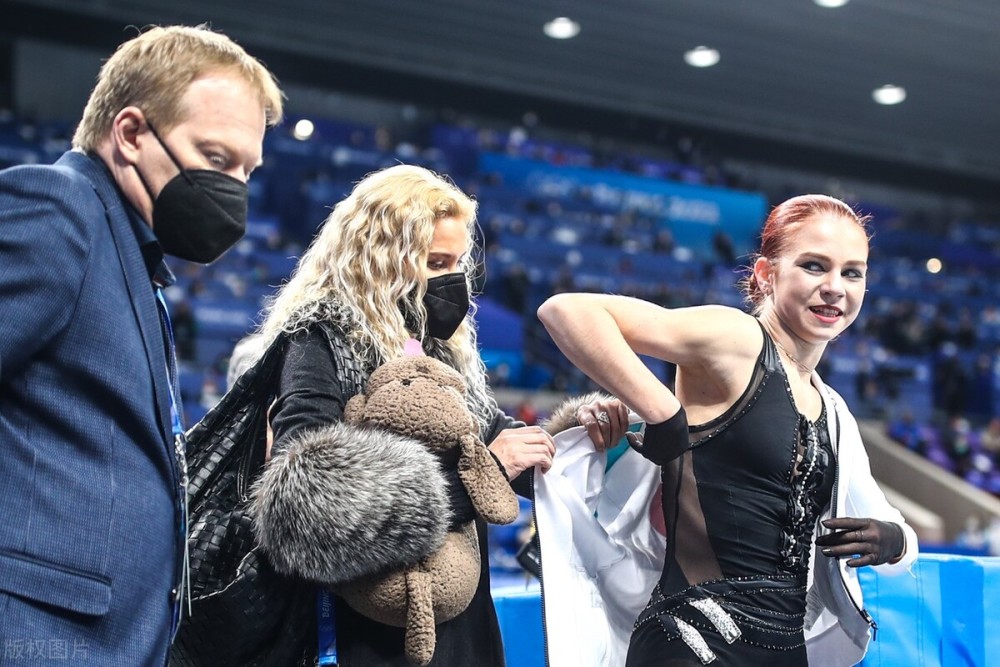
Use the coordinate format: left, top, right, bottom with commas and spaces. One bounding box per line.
575, 397, 631, 452
816, 517, 905, 567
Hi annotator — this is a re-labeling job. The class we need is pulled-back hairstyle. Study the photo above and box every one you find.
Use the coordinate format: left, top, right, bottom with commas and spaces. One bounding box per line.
73, 24, 284, 151
741, 194, 871, 314
259, 164, 495, 428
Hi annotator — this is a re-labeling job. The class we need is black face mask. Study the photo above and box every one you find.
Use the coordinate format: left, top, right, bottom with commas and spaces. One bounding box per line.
415, 272, 470, 340
137, 122, 249, 264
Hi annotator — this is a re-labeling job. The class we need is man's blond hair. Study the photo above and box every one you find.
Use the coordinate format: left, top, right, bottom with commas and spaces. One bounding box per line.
73, 25, 284, 151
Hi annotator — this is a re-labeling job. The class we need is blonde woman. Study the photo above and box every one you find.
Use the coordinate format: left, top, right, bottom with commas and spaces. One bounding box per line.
250, 164, 628, 666
539, 195, 918, 666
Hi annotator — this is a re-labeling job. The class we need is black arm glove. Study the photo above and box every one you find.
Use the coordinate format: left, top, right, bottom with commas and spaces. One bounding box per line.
626, 407, 689, 466
816, 517, 906, 567
440, 463, 477, 530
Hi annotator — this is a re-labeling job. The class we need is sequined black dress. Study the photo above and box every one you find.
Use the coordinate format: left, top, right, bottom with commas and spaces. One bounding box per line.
626, 324, 835, 666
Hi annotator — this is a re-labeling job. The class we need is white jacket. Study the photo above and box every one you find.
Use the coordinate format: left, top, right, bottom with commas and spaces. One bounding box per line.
534, 377, 918, 667
804, 380, 919, 666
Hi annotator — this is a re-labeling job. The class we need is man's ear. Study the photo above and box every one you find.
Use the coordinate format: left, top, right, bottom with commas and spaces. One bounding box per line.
111, 107, 146, 165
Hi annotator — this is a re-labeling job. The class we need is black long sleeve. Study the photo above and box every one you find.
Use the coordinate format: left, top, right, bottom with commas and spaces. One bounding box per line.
269, 327, 347, 456
483, 408, 535, 499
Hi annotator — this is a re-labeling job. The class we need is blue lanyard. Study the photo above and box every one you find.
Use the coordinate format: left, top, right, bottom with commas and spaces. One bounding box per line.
155, 289, 191, 637
155, 289, 185, 438
317, 590, 339, 665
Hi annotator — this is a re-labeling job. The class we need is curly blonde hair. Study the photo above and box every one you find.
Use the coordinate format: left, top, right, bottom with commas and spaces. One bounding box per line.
259, 164, 495, 428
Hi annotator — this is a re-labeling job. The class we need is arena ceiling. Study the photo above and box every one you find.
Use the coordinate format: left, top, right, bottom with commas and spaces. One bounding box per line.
7, 0, 1000, 197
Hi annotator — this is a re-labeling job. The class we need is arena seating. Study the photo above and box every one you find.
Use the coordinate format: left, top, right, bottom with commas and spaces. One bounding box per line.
2, 107, 997, 534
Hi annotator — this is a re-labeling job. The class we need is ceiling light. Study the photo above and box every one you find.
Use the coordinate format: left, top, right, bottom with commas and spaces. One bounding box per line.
814, 0, 850, 7
292, 118, 315, 140
926, 258, 942, 274
684, 46, 720, 68
543, 17, 580, 39
872, 84, 906, 105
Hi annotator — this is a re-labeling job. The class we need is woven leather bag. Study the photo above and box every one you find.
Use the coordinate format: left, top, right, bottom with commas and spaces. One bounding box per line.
170, 325, 368, 667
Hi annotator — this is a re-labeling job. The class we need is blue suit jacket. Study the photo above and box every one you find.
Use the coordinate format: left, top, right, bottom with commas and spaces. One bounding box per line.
0, 151, 180, 666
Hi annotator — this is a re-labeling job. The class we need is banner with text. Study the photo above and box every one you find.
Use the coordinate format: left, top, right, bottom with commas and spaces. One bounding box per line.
479, 153, 768, 254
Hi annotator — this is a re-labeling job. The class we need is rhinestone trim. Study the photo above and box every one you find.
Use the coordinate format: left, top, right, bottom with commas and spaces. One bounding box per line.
691, 597, 741, 644
672, 615, 717, 664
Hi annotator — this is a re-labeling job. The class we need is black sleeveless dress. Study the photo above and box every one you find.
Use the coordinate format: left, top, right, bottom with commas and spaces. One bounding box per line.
626, 324, 835, 666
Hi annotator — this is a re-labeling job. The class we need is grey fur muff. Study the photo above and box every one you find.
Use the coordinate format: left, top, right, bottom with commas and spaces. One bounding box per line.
251, 421, 450, 585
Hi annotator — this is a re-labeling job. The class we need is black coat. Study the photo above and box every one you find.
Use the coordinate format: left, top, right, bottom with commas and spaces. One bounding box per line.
266, 324, 525, 667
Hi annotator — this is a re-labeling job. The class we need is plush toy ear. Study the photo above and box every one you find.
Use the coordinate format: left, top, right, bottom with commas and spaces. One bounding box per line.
343, 394, 367, 424
432, 360, 466, 393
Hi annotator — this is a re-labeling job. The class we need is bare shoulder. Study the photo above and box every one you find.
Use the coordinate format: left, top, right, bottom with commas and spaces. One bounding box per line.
623, 303, 761, 366
678, 304, 754, 328
688, 306, 762, 351
674, 308, 764, 421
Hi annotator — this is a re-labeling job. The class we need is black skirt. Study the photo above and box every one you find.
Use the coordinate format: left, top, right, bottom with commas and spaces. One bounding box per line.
626, 575, 808, 667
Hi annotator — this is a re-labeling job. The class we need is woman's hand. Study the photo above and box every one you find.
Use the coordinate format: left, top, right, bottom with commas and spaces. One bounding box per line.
488, 426, 557, 480
576, 398, 631, 451
816, 517, 906, 567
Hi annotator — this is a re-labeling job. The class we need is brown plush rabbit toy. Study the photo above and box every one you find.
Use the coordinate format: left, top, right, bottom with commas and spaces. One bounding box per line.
337, 355, 520, 665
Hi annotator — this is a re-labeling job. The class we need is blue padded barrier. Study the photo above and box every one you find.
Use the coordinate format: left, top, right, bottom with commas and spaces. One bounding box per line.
493, 591, 547, 667
856, 555, 944, 666
492, 554, 1000, 667
983, 558, 1000, 667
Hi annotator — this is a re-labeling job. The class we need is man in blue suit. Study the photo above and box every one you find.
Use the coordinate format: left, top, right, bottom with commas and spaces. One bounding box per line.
0, 26, 283, 665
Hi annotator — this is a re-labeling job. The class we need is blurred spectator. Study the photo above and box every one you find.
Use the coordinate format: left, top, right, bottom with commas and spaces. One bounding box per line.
515, 400, 539, 426
226, 333, 267, 390
199, 374, 223, 411
653, 228, 675, 254
955, 309, 978, 349
488, 361, 512, 388
968, 353, 995, 421
887, 409, 926, 455
987, 516, 1000, 557
500, 263, 530, 313
854, 342, 879, 406
942, 415, 974, 473
552, 265, 577, 294
956, 515, 987, 551
711, 229, 737, 266
933, 344, 969, 419
981, 417, 1000, 456
925, 312, 952, 351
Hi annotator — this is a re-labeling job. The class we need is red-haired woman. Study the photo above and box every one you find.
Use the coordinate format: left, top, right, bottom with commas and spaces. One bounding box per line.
538, 194, 918, 666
